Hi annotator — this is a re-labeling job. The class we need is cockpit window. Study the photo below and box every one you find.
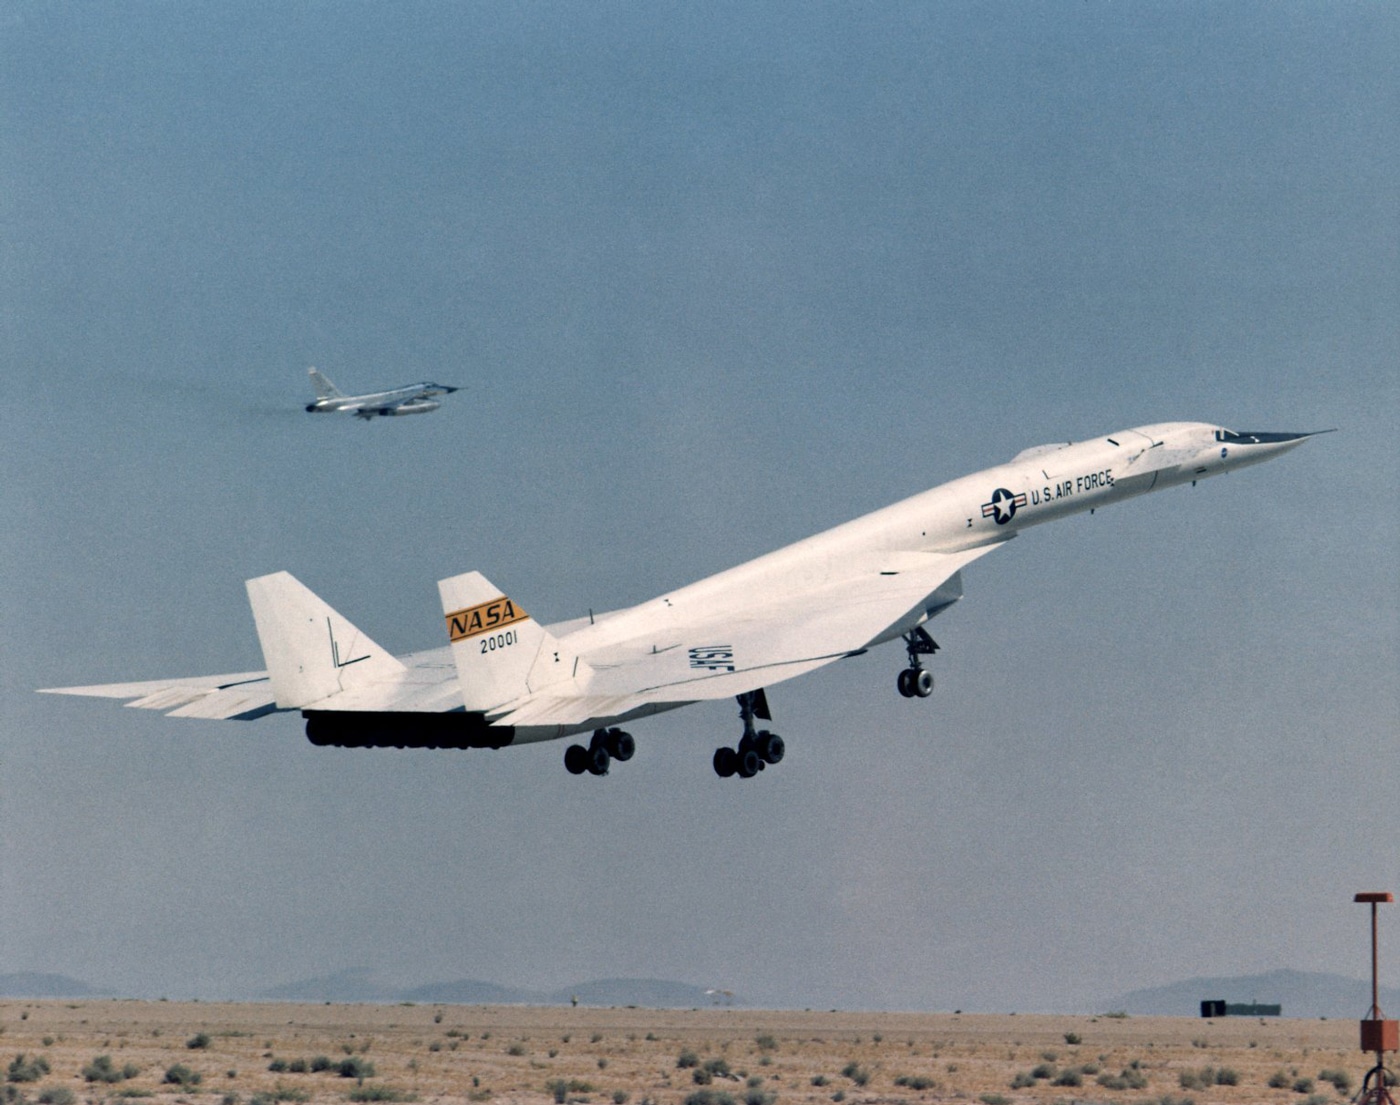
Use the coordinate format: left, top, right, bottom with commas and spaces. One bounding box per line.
1214, 430, 1303, 445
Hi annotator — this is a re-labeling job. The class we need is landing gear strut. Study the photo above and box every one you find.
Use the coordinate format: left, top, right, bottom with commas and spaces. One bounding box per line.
564, 727, 635, 776
897, 627, 938, 698
714, 689, 784, 779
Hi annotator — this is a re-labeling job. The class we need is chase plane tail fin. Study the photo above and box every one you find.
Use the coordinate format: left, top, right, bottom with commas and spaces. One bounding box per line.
307, 367, 342, 400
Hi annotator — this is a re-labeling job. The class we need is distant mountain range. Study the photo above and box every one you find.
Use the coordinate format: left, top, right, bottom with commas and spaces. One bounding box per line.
256, 969, 735, 1008
1108, 969, 1400, 1019
0, 973, 112, 998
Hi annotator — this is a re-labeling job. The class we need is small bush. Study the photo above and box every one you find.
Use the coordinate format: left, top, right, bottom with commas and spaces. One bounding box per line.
1269, 1071, 1292, 1089
1292, 1077, 1315, 1094
1064, 1033, 1082, 1046
1319, 1069, 1353, 1094
704, 1059, 731, 1079
810, 1076, 827, 1087
755, 1036, 777, 1053
311, 1057, 333, 1072
1009, 1072, 1035, 1089
187, 1034, 212, 1050
612, 1093, 629, 1105
6, 1057, 50, 1084
269, 1060, 289, 1073
979, 1096, 1010, 1105
1030, 1063, 1056, 1080
839, 1063, 868, 1087
337, 1059, 376, 1080
684, 1092, 735, 1105
37, 1091, 74, 1105
743, 1091, 774, 1105
82, 1056, 127, 1084
1053, 1069, 1083, 1087
164, 1065, 203, 1086
506, 1044, 526, 1057
678, 1051, 700, 1070
893, 1075, 935, 1090
288, 1059, 308, 1074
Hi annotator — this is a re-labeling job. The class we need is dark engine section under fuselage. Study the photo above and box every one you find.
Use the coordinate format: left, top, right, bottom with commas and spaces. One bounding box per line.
304, 710, 515, 750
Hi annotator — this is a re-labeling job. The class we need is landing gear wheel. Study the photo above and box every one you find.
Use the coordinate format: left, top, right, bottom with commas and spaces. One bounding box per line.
713, 746, 737, 778
606, 728, 635, 761
897, 668, 917, 698
756, 730, 785, 765
735, 746, 762, 778
913, 668, 934, 697
586, 744, 611, 776
564, 744, 589, 775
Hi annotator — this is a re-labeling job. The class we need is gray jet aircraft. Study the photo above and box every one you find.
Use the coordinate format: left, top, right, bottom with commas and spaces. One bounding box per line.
304, 367, 459, 419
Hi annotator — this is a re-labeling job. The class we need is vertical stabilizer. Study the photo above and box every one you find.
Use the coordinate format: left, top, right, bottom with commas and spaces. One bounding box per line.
438, 572, 590, 712
307, 367, 342, 399
246, 571, 405, 709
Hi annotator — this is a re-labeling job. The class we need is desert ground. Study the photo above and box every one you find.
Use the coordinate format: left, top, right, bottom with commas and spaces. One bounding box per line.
0, 1000, 1376, 1105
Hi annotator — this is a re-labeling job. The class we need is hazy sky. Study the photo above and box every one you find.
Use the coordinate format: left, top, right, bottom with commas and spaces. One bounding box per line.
3, 1, 1397, 1013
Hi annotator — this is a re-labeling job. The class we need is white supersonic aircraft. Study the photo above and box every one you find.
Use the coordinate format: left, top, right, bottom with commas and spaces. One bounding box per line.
42, 423, 1323, 779
304, 367, 459, 419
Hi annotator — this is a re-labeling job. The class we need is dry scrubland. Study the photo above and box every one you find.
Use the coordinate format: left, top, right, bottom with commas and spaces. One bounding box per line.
0, 1001, 1372, 1105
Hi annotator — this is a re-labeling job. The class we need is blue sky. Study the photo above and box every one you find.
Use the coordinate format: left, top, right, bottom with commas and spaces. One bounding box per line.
2, 1, 1397, 1012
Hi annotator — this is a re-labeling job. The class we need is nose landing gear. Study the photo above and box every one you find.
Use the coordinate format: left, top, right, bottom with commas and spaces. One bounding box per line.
714, 689, 784, 778
897, 627, 938, 698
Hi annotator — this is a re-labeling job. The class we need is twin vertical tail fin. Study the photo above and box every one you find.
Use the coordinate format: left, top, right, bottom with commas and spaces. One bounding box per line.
307, 367, 343, 400
438, 572, 590, 712
246, 571, 405, 709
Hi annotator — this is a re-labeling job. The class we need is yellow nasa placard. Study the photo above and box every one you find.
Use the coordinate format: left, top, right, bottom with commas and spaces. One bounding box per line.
446, 597, 530, 642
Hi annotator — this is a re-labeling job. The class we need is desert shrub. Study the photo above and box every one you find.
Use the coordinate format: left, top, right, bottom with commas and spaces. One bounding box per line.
1319, 1069, 1353, 1094
1098, 1068, 1148, 1091
187, 1034, 212, 1050
82, 1056, 128, 1084
337, 1059, 376, 1080
1030, 1063, 1056, 1080
1214, 1067, 1239, 1086
548, 1081, 567, 1104
269, 1060, 289, 1073
704, 1059, 732, 1079
1292, 1077, 1315, 1094
1064, 1033, 1082, 1045
839, 1063, 868, 1087
693, 1069, 712, 1086
743, 1091, 774, 1105
809, 1076, 827, 1087
288, 1059, 308, 1074
6, 1057, 49, 1084
347, 1086, 416, 1102
1269, 1071, 1292, 1089
678, 1051, 700, 1069
1053, 1068, 1083, 1087
1009, 1072, 1035, 1089
612, 1093, 629, 1105
893, 1075, 935, 1090
506, 1044, 526, 1057
36, 1091, 74, 1105
979, 1096, 1010, 1105
311, 1057, 333, 1072
755, 1036, 777, 1053
164, 1064, 203, 1086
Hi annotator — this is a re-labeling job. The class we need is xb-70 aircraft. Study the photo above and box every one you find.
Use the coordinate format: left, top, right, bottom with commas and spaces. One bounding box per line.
42, 422, 1322, 779
304, 367, 459, 419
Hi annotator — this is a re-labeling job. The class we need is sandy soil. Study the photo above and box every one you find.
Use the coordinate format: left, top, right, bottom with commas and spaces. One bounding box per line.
0, 1000, 1376, 1105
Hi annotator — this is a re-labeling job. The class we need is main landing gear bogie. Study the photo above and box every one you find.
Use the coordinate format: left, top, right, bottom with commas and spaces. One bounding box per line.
714, 690, 784, 779
897, 627, 939, 699
564, 727, 634, 776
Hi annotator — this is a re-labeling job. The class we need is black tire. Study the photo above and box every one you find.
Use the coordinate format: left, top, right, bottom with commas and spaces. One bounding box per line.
564, 744, 589, 775
608, 729, 636, 761
757, 730, 785, 765
587, 744, 611, 776
914, 668, 934, 697
736, 747, 761, 778
713, 746, 738, 777
897, 668, 916, 697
